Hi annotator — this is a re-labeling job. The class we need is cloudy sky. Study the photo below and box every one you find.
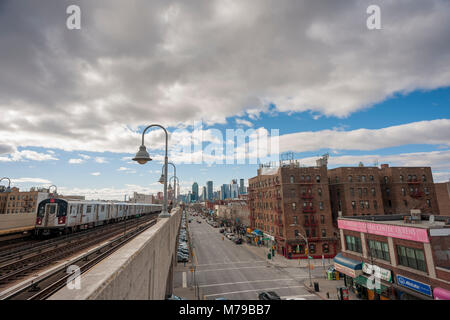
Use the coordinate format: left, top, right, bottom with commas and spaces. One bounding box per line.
0, 0, 449, 199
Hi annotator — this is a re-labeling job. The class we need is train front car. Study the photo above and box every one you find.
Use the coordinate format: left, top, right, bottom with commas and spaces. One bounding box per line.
35, 198, 68, 236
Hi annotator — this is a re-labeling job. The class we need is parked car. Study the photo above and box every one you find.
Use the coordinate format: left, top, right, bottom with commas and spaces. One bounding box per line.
197, 221, 202, 223
234, 238, 243, 244
258, 291, 281, 300
167, 294, 186, 300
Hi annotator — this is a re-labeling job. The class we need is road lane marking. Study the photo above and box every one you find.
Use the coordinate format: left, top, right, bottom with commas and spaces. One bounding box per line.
199, 277, 309, 287
205, 286, 316, 298
196, 260, 266, 267
182, 272, 187, 288
196, 266, 269, 272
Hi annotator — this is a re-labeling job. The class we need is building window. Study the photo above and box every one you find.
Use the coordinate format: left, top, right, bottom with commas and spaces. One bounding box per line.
363, 188, 368, 196
306, 228, 310, 237
309, 243, 316, 254
321, 229, 326, 237
368, 239, 390, 261
358, 188, 362, 197
362, 175, 366, 182
388, 200, 392, 207
290, 175, 295, 183
373, 200, 378, 209
320, 215, 325, 224
369, 175, 374, 181
306, 175, 311, 182
292, 203, 296, 210
350, 188, 354, 196
322, 243, 329, 253
319, 201, 324, 210
422, 175, 427, 182
351, 201, 356, 209
318, 188, 322, 196
357, 176, 361, 182
425, 187, 429, 195
399, 175, 404, 182
384, 176, 388, 183
401, 188, 406, 196
404, 200, 408, 207
348, 175, 353, 182
294, 230, 299, 238
316, 175, 321, 183
371, 188, 376, 196
335, 176, 339, 183
293, 216, 297, 225
386, 188, 390, 196
396, 245, 427, 272
345, 235, 362, 253
360, 201, 364, 209
365, 201, 369, 209
427, 199, 431, 207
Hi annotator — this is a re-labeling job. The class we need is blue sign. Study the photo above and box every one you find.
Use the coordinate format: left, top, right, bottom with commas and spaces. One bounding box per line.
396, 275, 432, 297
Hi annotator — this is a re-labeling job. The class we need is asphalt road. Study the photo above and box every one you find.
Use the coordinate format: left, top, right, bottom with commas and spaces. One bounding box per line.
174, 213, 320, 300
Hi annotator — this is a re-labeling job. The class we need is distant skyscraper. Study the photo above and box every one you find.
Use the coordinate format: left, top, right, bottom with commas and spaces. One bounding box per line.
207, 181, 213, 201
192, 182, 199, 201
230, 179, 239, 198
202, 186, 207, 201
239, 179, 245, 195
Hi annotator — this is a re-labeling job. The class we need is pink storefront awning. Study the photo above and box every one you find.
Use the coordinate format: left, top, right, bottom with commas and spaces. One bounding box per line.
434, 287, 450, 300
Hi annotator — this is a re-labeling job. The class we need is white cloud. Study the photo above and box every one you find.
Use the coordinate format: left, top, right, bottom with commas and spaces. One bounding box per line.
68, 158, 85, 164
278, 119, 450, 153
117, 167, 136, 174
11, 177, 52, 184
91, 172, 101, 176
235, 119, 253, 127
0, 1, 449, 154
94, 157, 108, 163
0, 150, 58, 162
433, 172, 450, 183
78, 154, 91, 160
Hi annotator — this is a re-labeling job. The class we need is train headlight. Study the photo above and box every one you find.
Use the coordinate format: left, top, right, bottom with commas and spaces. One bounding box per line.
36, 217, 42, 225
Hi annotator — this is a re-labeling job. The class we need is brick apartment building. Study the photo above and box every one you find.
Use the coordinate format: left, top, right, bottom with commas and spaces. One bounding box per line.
248, 159, 338, 259
379, 164, 439, 215
435, 181, 450, 215
0, 187, 49, 214
335, 214, 450, 300
328, 166, 384, 219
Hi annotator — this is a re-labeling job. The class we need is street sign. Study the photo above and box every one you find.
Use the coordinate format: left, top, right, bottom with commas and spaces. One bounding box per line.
262, 238, 270, 241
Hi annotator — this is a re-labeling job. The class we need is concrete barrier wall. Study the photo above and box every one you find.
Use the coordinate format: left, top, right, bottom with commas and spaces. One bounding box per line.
0, 213, 36, 235
49, 208, 182, 300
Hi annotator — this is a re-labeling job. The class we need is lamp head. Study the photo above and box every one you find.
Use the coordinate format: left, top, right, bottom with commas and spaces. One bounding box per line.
132, 145, 152, 165
158, 174, 165, 184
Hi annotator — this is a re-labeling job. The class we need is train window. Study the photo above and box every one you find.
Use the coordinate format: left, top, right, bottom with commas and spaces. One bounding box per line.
78, 205, 83, 214
46, 204, 57, 214
101, 205, 105, 211
86, 205, 92, 213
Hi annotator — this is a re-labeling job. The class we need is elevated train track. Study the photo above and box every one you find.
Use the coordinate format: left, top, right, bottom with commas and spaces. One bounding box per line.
0, 212, 160, 300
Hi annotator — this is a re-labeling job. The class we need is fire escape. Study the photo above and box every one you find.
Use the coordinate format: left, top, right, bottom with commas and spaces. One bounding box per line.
407, 178, 423, 199
302, 186, 318, 240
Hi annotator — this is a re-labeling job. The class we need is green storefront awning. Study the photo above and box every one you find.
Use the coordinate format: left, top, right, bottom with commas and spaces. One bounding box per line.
354, 275, 389, 294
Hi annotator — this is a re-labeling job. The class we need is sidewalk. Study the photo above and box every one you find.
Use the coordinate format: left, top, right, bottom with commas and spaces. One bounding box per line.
243, 242, 361, 300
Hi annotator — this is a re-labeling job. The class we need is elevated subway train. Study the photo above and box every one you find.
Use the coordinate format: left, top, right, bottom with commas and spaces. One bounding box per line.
35, 198, 162, 236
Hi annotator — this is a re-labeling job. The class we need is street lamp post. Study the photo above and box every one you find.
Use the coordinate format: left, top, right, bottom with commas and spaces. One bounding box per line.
290, 223, 312, 287
159, 162, 177, 206
133, 124, 170, 218
169, 176, 180, 206
0, 177, 12, 193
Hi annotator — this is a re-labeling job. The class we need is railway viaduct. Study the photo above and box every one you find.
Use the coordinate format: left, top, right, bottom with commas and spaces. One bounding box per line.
49, 207, 182, 300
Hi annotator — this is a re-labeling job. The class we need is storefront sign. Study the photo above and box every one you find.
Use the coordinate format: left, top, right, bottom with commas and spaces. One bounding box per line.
362, 263, 392, 282
334, 263, 362, 278
396, 275, 432, 297
338, 219, 429, 243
